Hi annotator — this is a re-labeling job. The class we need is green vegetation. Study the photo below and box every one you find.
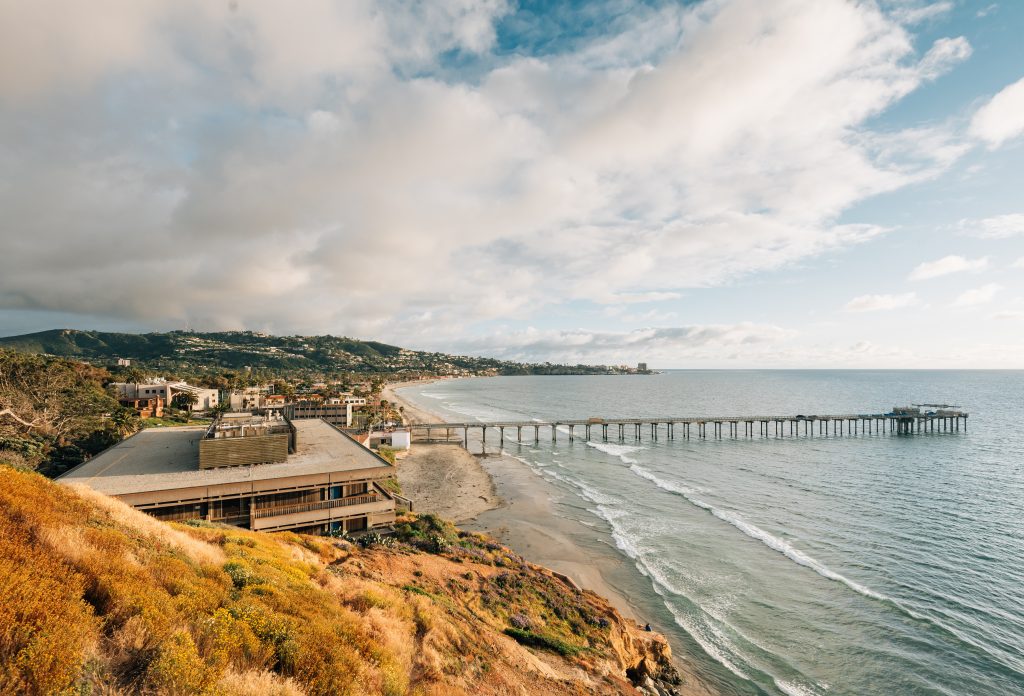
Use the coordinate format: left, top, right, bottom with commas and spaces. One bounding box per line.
503, 628, 583, 657
377, 446, 397, 465
0, 350, 132, 476
0, 328, 637, 377
0, 470, 674, 696
142, 413, 213, 428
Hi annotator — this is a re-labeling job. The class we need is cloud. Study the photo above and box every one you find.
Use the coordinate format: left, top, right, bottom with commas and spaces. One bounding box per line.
1013, 257, 1024, 269
844, 292, 918, 312
449, 323, 794, 364
970, 76, 1024, 147
603, 292, 682, 305
952, 283, 999, 307
957, 214, 1024, 239
890, 1, 954, 25
908, 255, 988, 280
992, 310, 1024, 320
0, 0, 975, 341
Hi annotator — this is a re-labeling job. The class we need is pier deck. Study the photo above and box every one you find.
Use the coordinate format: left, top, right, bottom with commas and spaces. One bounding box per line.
406, 409, 968, 452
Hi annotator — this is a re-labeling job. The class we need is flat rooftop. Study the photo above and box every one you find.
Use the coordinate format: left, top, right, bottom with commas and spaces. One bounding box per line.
59, 419, 393, 496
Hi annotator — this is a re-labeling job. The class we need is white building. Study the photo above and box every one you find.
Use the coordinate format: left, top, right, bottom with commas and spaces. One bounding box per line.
113, 380, 219, 412
228, 386, 273, 411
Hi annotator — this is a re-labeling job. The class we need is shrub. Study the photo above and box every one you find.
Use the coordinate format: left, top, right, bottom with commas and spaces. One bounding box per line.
508, 613, 533, 631
503, 628, 583, 657
356, 532, 395, 549
145, 630, 217, 695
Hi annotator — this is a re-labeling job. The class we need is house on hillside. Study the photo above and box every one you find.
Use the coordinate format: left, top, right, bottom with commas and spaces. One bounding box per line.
112, 380, 219, 411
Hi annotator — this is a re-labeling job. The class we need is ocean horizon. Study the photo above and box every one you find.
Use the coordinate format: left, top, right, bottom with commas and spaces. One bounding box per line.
400, 370, 1024, 696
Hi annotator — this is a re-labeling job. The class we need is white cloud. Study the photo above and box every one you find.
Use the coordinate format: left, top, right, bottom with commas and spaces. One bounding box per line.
844, 292, 919, 312
952, 284, 999, 307
1012, 257, 1024, 269
603, 292, 682, 305
449, 323, 794, 364
0, 0, 976, 341
890, 1, 954, 25
957, 214, 1024, 239
970, 76, 1024, 147
908, 255, 989, 280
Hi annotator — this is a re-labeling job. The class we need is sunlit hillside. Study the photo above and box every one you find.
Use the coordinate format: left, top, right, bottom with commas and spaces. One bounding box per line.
0, 467, 679, 696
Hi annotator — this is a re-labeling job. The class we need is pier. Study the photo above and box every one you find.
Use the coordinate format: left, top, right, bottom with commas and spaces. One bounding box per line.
406, 406, 968, 453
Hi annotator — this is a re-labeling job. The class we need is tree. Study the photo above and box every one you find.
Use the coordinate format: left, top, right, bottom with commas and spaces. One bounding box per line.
172, 391, 199, 421
107, 408, 141, 439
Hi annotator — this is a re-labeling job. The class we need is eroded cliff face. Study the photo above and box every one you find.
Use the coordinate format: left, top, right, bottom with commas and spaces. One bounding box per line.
347, 527, 686, 695
0, 467, 695, 695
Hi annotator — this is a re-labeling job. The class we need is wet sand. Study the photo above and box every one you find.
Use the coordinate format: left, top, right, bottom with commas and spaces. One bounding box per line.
387, 380, 639, 619
386, 379, 719, 696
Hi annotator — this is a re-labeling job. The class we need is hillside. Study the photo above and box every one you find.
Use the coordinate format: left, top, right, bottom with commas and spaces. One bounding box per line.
0, 350, 126, 476
0, 467, 686, 696
0, 329, 630, 375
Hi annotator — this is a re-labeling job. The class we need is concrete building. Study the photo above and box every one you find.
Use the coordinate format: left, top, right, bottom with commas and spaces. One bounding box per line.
288, 395, 366, 428
59, 416, 401, 535
227, 386, 274, 411
368, 429, 411, 451
113, 380, 219, 412
121, 396, 164, 419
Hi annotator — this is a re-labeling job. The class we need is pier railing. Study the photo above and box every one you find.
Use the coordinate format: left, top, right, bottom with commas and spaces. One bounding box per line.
404, 410, 968, 452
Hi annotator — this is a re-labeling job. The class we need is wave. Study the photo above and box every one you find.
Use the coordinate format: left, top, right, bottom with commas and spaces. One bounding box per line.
628, 464, 890, 602
629, 465, 1024, 683
585, 441, 646, 464
591, 503, 755, 682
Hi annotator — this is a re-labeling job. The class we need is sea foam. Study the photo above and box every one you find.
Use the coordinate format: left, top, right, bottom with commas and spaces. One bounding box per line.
628, 464, 891, 603
585, 441, 646, 464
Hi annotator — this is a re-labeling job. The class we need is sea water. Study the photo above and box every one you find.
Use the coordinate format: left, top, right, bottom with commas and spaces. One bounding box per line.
399, 371, 1024, 696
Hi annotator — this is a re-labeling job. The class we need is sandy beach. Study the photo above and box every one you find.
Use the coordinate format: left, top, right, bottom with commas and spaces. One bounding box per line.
384, 379, 634, 608
386, 379, 718, 696
382, 380, 500, 523
387, 386, 621, 601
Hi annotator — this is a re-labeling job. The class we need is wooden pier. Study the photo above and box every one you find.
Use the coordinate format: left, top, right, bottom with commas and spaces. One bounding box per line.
406, 407, 968, 453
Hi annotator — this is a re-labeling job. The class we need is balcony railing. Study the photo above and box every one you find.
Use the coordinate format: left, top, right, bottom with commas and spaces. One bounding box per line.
252, 494, 381, 520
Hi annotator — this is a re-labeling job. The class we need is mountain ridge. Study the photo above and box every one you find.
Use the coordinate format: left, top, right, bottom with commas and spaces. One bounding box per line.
0, 328, 624, 375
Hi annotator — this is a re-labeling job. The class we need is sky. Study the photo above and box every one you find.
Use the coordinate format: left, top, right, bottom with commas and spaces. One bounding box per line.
1, 0, 1023, 368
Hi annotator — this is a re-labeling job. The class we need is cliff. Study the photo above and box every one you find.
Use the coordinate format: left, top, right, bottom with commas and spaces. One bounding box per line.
0, 467, 684, 695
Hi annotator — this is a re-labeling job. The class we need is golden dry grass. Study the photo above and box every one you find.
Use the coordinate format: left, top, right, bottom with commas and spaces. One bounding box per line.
0, 466, 673, 696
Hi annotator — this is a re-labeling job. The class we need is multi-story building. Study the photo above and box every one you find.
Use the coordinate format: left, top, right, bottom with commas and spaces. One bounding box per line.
59, 415, 402, 535
112, 380, 219, 411
288, 395, 367, 428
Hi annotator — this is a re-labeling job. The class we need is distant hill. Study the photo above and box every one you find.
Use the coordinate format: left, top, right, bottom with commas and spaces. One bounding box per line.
0, 329, 627, 376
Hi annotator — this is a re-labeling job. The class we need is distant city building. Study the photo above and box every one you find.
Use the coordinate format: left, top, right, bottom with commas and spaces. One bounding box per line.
116, 358, 131, 367
637, 362, 648, 372
59, 416, 400, 535
112, 380, 219, 411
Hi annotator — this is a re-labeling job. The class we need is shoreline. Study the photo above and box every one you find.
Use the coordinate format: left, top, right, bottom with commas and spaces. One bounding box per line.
384, 379, 639, 615
386, 380, 719, 695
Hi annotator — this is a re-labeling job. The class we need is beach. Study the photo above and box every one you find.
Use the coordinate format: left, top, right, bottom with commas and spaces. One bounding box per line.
385, 380, 634, 608
384, 379, 719, 696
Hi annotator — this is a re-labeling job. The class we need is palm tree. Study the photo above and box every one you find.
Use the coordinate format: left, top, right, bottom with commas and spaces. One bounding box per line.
172, 391, 199, 422
108, 408, 141, 439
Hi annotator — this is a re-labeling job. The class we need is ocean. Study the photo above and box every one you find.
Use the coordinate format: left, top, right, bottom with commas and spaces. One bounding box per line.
398, 371, 1024, 696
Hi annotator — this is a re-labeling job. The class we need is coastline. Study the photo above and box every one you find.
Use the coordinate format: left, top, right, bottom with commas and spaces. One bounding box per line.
385, 379, 718, 696
385, 379, 637, 613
